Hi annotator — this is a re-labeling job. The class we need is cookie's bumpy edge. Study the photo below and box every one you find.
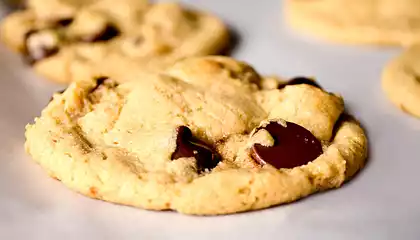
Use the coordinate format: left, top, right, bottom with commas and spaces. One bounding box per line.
24, 56, 368, 215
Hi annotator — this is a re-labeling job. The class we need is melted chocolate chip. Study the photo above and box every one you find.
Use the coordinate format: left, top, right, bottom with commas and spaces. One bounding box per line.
251, 121, 323, 169
96, 76, 108, 85
79, 24, 120, 42
89, 77, 109, 93
171, 126, 220, 172
23, 30, 59, 65
56, 18, 74, 27
278, 77, 322, 90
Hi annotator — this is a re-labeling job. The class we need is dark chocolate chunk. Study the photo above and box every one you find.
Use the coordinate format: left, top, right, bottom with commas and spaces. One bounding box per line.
89, 77, 109, 93
278, 77, 322, 90
79, 24, 120, 42
90, 77, 108, 93
171, 126, 220, 172
251, 121, 323, 169
23, 30, 59, 65
95, 76, 108, 85
56, 18, 74, 27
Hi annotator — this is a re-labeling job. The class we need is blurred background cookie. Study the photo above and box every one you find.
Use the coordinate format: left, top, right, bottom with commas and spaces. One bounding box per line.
382, 45, 420, 118
0, 0, 230, 83
284, 0, 420, 46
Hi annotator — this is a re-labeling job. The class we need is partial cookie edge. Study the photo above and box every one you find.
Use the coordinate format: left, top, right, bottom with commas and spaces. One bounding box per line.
284, 0, 420, 46
382, 46, 420, 118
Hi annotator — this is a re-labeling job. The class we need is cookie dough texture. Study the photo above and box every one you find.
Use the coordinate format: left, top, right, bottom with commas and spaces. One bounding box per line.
25, 56, 368, 215
382, 45, 420, 117
285, 0, 420, 46
0, 0, 229, 83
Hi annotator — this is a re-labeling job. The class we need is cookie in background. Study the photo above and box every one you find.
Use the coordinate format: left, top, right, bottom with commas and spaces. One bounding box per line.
382, 45, 420, 118
0, 0, 230, 83
284, 0, 420, 46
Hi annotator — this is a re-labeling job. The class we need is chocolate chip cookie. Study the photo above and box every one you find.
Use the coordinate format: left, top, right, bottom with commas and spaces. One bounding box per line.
25, 56, 368, 215
382, 45, 420, 118
1, 0, 229, 83
285, 0, 420, 46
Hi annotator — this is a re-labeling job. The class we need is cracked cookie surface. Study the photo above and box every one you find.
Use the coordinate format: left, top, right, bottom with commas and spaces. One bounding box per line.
25, 56, 368, 215
1, 0, 229, 83
382, 45, 420, 118
285, 0, 420, 46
